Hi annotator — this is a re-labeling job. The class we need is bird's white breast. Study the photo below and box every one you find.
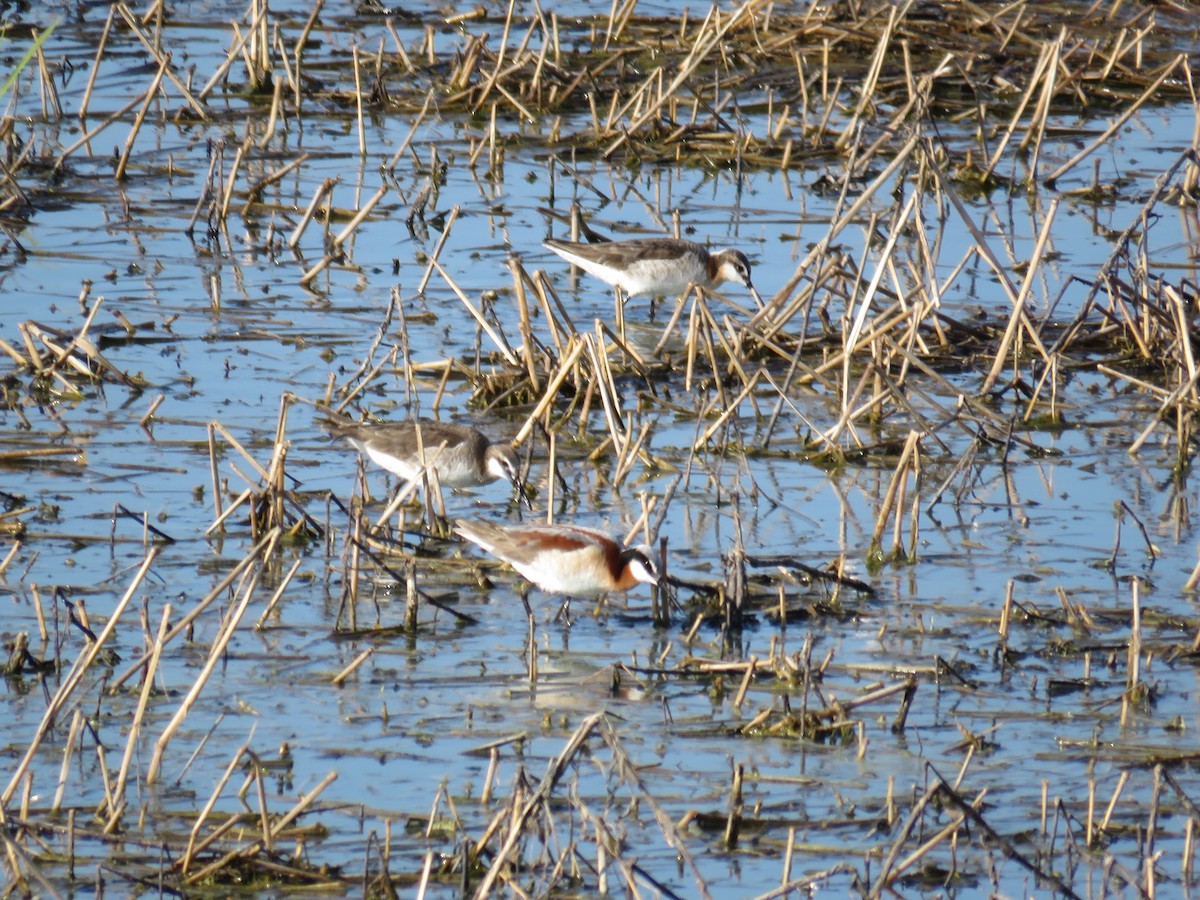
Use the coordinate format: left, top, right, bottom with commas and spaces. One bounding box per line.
511, 546, 610, 596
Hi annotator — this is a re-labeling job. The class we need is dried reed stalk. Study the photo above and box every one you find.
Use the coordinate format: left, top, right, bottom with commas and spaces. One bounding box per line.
1, 548, 159, 807
113, 2, 207, 117
1045, 54, 1186, 185
114, 56, 168, 180
183, 771, 337, 884
433, 260, 520, 366
473, 712, 605, 896
146, 530, 280, 783
104, 603, 172, 829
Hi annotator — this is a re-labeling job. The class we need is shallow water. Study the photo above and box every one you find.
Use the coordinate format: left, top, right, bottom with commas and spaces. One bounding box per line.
3, 2, 1200, 897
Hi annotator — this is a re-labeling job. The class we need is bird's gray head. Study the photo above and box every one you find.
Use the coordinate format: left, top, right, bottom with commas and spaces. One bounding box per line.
486, 444, 521, 484
713, 249, 764, 308
712, 249, 754, 289
486, 444, 530, 506
622, 544, 661, 586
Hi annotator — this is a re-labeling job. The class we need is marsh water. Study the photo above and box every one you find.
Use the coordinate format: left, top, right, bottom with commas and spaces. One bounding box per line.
3, 2, 1200, 897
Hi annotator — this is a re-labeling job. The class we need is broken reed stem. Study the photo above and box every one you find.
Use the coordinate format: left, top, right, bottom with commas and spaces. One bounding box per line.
205, 487, 253, 536
183, 771, 338, 885
1, 548, 159, 807
352, 44, 366, 155
890, 807, 972, 885
368, 447, 451, 532
210, 419, 270, 483
1186, 542, 1200, 594
530, 269, 572, 352
506, 333, 580, 446
113, 1, 206, 117
1020, 30, 1062, 180
78, 4, 117, 118
54, 91, 148, 170
288, 177, 337, 249
332, 182, 389, 248
114, 55, 168, 180
255, 557, 303, 629
1100, 770, 1131, 835
1045, 54, 1186, 185
835, 0, 902, 151
140, 393, 166, 427
752, 133, 919, 326
146, 530, 280, 783
473, 712, 605, 897
416, 204, 461, 294
603, 1, 753, 158
835, 191, 919, 438
596, 716, 712, 896
472, 0, 518, 113
874, 780, 944, 890
384, 89, 434, 171
196, 0, 270, 99
45, 294, 105, 377
0, 541, 24, 579
983, 198, 1060, 393
243, 152, 310, 210
332, 646, 374, 685
509, 257, 541, 392
998, 579, 1014, 642
256, 74, 284, 148
732, 657, 757, 710
105, 602, 172, 829
866, 430, 920, 554
692, 370, 762, 451
1127, 577, 1142, 692
585, 327, 630, 460
110, 528, 280, 691
332, 291, 399, 398
50, 710, 85, 815
433, 259, 520, 366
985, 38, 1055, 174
932, 168, 1053, 392
218, 139, 247, 223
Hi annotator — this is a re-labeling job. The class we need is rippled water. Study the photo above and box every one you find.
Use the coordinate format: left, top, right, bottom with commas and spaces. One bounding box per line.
3, 2, 1200, 897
